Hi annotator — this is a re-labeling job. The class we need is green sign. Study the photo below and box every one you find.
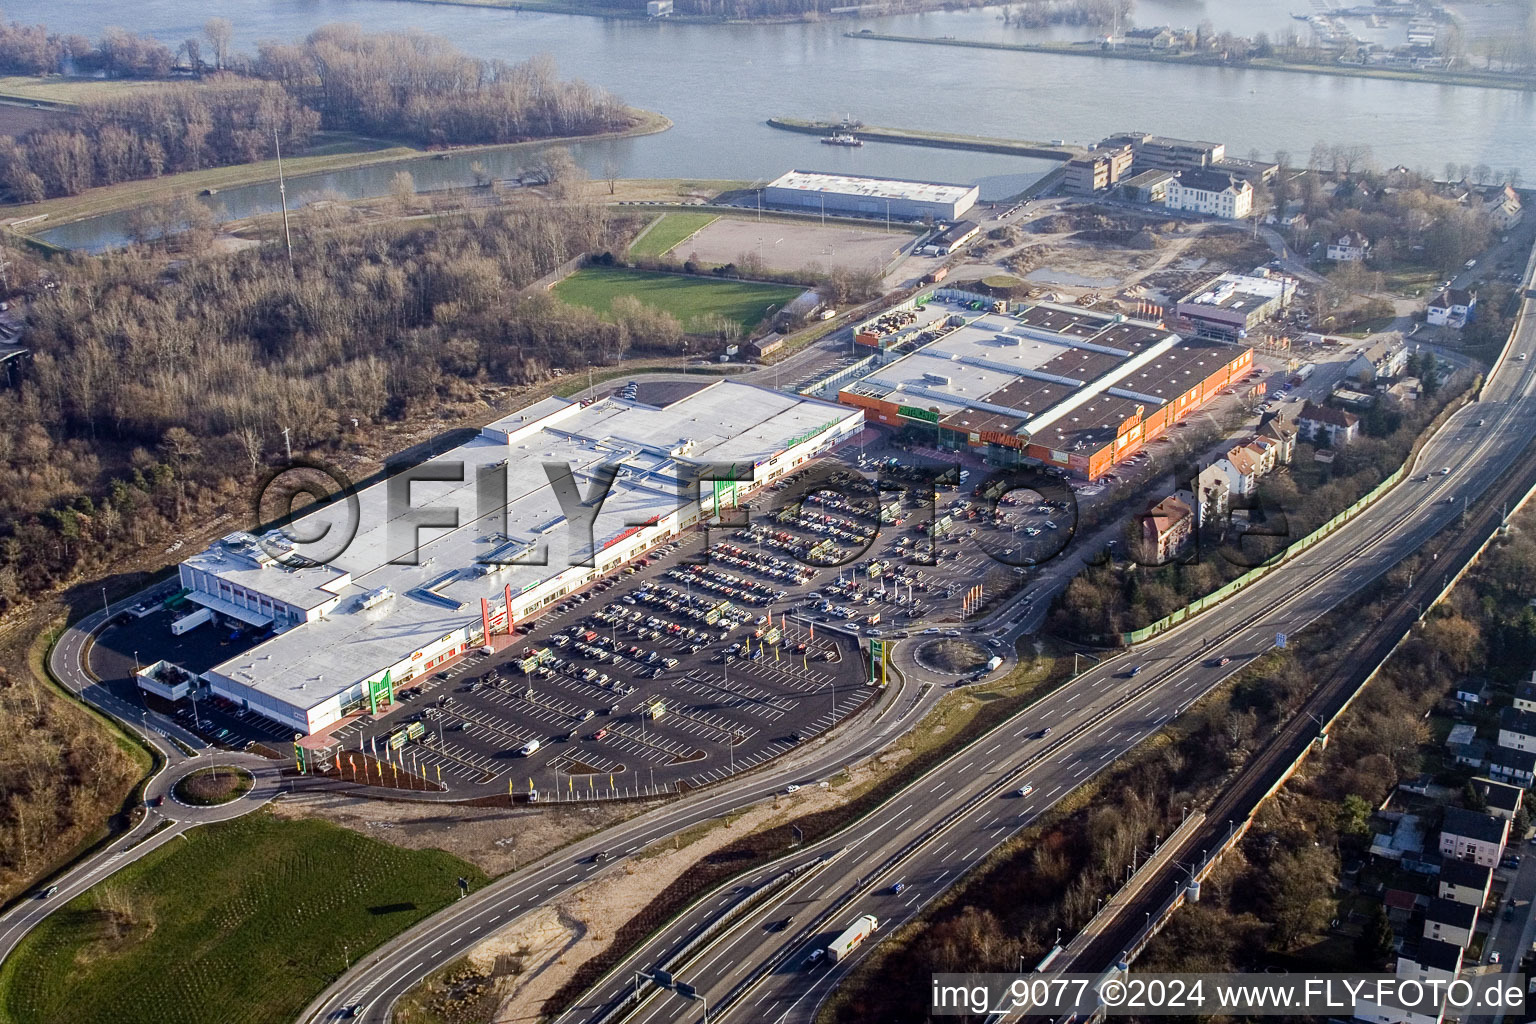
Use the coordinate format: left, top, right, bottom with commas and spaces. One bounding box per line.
868, 639, 888, 687
368, 670, 392, 714
898, 406, 939, 423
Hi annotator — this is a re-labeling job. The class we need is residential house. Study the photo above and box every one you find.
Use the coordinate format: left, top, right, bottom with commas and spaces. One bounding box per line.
1265, 201, 1308, 235
1298, 401, 1361, 447
1471, 778, 1522, 823
1439, 806, 1509, 868
1454, 679, 1488, 705
1422, 896, 1478, 947
1395, 937, 1464, 983
1328, 232, 1372, 262
1436, 858, 1492, 907
1164, 170, 1254, 220
1215, 445, 1263, 497
1497, 705, 1536, 752
1426, 288, 1476, 329
1140, 494, 1194, 562
1477, 184, 1523, 231
1514, 676, 1536, 712
1489, 747, 1536, 788
1258, 419, 1298, 462
1190, 464, 1231, 526
1348, 336, 1410, 383
1372, 812, 1428, 864
1383, 887, 1423, 927
1445, 722, 1485, 769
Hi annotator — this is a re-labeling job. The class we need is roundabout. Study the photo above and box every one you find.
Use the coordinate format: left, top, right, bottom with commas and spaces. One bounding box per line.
172, 765, 255, 807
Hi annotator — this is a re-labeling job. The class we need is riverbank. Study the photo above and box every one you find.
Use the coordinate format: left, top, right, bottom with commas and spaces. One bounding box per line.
767, 117, 1079, 161
381, 0, 990, 23
1, 107, 672, 238
847, 32, 1536, 93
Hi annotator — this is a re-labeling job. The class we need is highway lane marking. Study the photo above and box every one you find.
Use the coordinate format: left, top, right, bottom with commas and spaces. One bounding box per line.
1073, 764, 1091, 778
963, 847, 978, 859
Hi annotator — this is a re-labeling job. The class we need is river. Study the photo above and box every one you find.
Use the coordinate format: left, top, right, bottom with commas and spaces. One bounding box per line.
10, 0, 1535, 250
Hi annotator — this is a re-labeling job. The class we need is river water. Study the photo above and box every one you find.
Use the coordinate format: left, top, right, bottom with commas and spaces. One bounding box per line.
11, 0, 1534, 250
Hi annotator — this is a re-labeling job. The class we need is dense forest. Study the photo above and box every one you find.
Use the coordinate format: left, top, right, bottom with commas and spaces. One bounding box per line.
0, 20, 632, 201
0, 20, 174, 77
0, 79, 318, 200
254, 26, 630, 146
0, 203, 670, 613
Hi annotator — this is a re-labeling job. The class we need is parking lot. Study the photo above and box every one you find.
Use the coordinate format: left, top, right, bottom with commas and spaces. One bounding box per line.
89, 597, 296, 750
98, 439, 1047, 799
328, 531, 874, 798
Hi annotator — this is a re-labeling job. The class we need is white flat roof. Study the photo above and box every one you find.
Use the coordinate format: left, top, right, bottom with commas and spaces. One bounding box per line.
196, 381, 861, 715
766, 170, 978, 206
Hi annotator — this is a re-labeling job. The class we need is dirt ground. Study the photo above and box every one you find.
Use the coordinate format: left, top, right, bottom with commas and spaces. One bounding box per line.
267, 790, 659, 875
387, 753, 893, 1022
675, 216, 908, 276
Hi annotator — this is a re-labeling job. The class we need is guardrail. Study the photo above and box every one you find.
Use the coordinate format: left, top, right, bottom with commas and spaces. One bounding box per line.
587, 852, 833, 1024
1121, 377, 1482, 646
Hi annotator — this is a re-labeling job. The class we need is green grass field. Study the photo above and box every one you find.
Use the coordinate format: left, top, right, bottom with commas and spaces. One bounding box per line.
0, 813, 487, 1024
553, 266, 803, 333
628, 212, 718, 257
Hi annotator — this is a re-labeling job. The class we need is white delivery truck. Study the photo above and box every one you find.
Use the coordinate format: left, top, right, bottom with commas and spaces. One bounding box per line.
825, 914, 879, 963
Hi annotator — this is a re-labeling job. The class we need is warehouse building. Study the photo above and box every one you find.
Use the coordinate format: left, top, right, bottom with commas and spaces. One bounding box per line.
762, 170, 979, 222
1174, 270, 1296, 340
836, 298, 1252, 480
173, 381, 864, 734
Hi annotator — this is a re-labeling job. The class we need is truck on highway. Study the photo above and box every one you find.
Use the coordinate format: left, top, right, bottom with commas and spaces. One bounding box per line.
825, 914, 879, 963
1289, 362, 1316, 386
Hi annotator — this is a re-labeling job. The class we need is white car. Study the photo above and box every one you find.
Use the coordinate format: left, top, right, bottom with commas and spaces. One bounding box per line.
785, 784, 801, 794
1015, 784, 1035, 797
518, 739, 542, 756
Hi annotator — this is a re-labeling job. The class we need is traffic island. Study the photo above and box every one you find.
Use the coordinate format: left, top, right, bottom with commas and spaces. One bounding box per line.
173, 765, 254, 806
914, 637, 989, 676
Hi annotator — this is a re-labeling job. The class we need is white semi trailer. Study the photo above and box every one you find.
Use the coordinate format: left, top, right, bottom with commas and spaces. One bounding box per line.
826, 914, 879, 963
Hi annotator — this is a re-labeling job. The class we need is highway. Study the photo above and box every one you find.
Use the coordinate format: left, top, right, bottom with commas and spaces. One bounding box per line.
13, 251, 1534, 1024
549, 252, 1536, 1024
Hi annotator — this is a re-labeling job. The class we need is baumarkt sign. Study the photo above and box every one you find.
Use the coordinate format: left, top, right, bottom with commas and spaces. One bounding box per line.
868, 638, 888, 687
898, 406, 939, 423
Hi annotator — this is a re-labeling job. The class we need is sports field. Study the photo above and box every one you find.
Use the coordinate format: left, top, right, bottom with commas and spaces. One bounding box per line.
678, 217, 910, 275
628, 211, 718, 257
553, 266, 804, 333
0, 813, 487, 1024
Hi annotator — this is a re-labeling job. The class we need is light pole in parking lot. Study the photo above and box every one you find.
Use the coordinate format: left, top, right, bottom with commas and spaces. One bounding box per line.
100, 586, 110, 622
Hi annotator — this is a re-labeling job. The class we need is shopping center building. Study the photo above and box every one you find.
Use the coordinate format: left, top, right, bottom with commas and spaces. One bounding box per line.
172, 381, 864, 734
835, 297, 1253, 480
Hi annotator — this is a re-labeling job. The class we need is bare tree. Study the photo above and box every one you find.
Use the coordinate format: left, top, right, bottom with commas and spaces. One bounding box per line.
603, 158, 620, 196
203, 17, 232, 70
389, 170, 416, 214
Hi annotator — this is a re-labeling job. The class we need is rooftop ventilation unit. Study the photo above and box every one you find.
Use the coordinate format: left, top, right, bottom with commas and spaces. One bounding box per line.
360, 587, 395, 610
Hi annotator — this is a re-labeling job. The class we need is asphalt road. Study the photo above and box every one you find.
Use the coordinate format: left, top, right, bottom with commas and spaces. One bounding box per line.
0, 594, 285, 964
12, 243, 1534, 1024
551, 243, 1536, 1024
